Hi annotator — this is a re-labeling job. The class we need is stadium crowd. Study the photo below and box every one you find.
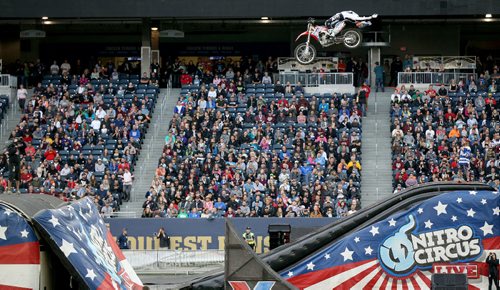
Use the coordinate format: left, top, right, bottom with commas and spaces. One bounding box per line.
390, 65, 500, 193
0, 59, 159, 217
143, 57, 367, 219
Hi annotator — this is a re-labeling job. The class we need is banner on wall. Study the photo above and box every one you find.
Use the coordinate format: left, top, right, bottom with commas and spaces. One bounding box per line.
105, 218, 333, 254
281, 190, 499, 289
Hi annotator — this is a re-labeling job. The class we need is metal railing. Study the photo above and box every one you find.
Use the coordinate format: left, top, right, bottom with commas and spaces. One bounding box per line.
362, 31, 391, 44
0, 74, 17, 87
397, 72, 477, 87
136, 78, 171, 202
123, 249, 224, 270
279, 72, 353, 87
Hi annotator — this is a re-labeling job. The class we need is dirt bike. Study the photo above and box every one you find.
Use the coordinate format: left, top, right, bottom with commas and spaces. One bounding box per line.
294, 18, 364, 65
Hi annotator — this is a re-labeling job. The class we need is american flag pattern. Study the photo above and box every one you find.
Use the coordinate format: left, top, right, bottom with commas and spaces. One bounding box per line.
282, 190, 500, 289
0, 205, 40, 290
33, 197, 143, 290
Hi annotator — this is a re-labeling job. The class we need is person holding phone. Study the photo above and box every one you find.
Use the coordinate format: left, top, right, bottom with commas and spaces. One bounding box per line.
155, 227, 170, 249
487, 252, 500, 290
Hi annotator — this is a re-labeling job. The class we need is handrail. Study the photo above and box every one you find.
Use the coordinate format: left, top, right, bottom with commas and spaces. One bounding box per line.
279, 72, 353, 87
397, 71, 477, 87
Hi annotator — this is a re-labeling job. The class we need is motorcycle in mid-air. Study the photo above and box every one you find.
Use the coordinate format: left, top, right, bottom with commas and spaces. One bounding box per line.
294, 18, 364, 65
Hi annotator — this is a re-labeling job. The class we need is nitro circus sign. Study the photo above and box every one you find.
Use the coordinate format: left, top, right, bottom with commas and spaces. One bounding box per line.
379, 215, 482, 277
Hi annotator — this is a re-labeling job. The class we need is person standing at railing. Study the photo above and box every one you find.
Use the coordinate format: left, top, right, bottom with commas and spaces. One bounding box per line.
374, 62, 384, 92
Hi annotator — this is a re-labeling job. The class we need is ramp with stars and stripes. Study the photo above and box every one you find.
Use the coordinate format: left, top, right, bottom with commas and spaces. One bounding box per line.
190, 182, 497, 290
32, 197, 143, 290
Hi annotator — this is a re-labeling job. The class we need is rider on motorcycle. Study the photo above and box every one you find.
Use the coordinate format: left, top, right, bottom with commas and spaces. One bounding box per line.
324, 11, 378, 38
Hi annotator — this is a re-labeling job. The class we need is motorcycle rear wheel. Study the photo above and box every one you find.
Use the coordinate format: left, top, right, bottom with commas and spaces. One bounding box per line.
343, 29, 362, 49
294, 43, 316, 65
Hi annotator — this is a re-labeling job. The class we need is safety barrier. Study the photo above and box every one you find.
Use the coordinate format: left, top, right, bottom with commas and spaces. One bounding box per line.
123, 249, 224, 270
279, 72, 354, 94
279, 72, 353, 87
397, 72, 477, 90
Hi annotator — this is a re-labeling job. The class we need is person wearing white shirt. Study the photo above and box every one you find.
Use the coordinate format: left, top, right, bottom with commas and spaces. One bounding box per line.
95, 159, 106, 173
50, 61, 59, 75
91, 118, 101, 131
96, 107, 107, 119
122, 169, 133, 202
17, 84, 28, 111
60, 60, 71, 73
391, 89, 401, 102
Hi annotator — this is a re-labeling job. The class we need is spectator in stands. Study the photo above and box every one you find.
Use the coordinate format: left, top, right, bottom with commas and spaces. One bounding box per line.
50, 61, 59, 75
374, 62, 384, 92
17, 84, 28, 111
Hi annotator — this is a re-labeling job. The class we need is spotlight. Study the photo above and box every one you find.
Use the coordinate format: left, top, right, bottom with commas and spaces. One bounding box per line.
485, 14, 492, 18
151, 27, 159, 31
42, 16, 48, 20
261, 17, 269, 20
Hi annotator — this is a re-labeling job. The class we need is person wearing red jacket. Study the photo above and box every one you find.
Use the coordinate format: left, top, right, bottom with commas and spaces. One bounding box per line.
44, 146, 57, 161
361, 81, 371, 113
180, 72, 192, 86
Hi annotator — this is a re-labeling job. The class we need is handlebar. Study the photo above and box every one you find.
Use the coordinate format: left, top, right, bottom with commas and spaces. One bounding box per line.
307, 17, 315, 24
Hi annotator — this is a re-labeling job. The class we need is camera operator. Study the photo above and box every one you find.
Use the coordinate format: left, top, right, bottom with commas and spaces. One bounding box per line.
6, 141, 20, 193
487, 252, 499, 290
155, 227, 170, 249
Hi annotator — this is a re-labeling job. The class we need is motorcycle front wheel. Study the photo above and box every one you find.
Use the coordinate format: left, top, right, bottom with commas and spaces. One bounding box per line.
294, 43, 316, 65
343, 29, 362, 49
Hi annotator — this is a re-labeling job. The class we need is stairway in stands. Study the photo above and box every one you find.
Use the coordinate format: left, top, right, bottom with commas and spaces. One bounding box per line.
0, 98, 22, 150
360, 91, 394, 206
121, 88, 179, 217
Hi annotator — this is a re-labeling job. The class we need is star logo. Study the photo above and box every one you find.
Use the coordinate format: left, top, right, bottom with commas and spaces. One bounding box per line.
306, 262, 315, 271
365, 246, 373, 255
434, 201, 448, 216
456, 197, 463, 203
388, 218, 397, 227
451, 216, 458, 222
0, 225, 7, 240
479, 222, 494, 236
466, 208, 476, 217
3, 209, 13, 216
469, 191, 477, 196
424, 220, 434, 229
287, 271, 294, 277
341, 247, 354, 261
354, 237, 360, 243
20, 229, 29, 238
417, 208, 424, 214
493, 207, 500, 216
480, 199, 487, 205
85, 268, 97, 281
60, 239, 77, 257
369, 226, 379, 236
324, 253, 331, 260
49, 215, 60, 227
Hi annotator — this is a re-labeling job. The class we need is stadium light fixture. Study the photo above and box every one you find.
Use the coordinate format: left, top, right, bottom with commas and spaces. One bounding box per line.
261, 17, 269, 20
485, 14, 492, 18
41, 16, 48, 20
151, 27, 159, 31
